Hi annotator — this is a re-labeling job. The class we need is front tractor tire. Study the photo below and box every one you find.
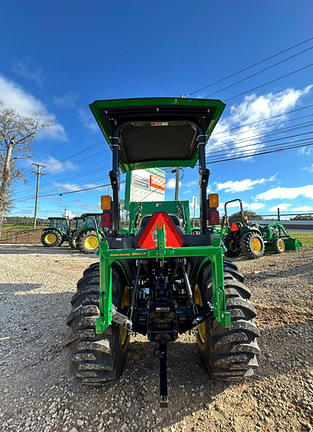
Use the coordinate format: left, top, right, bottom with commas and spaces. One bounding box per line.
273, 238, 285, 254
67, 263, 129, 385
77, 231, 99, 254
41, 229, 62, 247
240, 231, 264, 259
195, 263, 260, 381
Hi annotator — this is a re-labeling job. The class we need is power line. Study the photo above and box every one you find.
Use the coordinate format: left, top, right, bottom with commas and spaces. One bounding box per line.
212, 105, 313, 139
186, 35, 313, 96
206, 121, 313, 157
207, 44, 313, 97
206, 136, 313, 163
206, 140, 313, 164
225, 62, 313, 102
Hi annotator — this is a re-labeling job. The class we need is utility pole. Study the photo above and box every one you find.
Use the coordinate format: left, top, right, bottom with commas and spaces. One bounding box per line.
32, 163, 46, 229
172, 167, 184, 201
175, 168, 180, 201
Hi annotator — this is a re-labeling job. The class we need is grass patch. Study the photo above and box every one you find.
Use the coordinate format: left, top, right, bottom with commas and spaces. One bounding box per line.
289, 232, 313, 248
2, 224, 47, 231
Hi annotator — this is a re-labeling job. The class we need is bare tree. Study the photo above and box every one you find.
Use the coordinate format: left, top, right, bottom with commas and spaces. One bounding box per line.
0, 102, 50, 233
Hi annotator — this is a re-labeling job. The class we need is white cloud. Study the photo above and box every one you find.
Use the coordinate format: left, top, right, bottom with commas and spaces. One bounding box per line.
249, 202, 265, 211
53, 93, 77, 108
74, 200, 100, 211
78, 108, 98, 133
53, 183, 80, 193
215, 175, 275, 193
298, 147, 313, 156
270, 203, 292, 211
303, 164, 313, 173
292, 206, 312, 211
218, 200, 264, 212
0, 75, 67, 141
13, 59, 44, 87
53, 182, 102, 193
257, 185, 313, 200
167, 178, 181, 189
31, 156, 77, 175
208, 85, 312, 160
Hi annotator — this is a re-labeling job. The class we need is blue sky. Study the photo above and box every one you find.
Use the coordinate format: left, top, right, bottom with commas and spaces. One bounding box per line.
1, 0, 313, 218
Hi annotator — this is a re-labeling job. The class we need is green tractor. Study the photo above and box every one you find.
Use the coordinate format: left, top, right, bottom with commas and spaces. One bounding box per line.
74, 213, 103, 254
68, 216, 84, 249
223, 199, 301, 259
41, 217, 70, 247
67, 98, 260, 406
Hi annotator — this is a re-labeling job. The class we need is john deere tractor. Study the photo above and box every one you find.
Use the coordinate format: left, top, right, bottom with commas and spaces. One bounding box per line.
41, 217, 70, 247
74, 213, 103, 254
67, 98, 260, 406
223, 199, 301, 259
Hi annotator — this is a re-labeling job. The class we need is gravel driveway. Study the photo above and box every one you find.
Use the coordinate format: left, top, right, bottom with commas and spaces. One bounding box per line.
0, 245, 312, 432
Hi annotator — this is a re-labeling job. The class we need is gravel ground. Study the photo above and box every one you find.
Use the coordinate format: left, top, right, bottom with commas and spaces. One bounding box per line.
0, 244, 312, 432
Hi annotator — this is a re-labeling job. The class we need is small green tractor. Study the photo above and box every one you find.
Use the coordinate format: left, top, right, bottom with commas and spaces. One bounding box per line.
41, 217, 70, 247
223, 199, 302, 259
67, 98, 260, 406
74, 213, 103, 254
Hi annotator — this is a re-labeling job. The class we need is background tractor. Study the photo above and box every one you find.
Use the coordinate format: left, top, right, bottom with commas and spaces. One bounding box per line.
67, 97, 260, 406
223, 199, 301, 259
75, 213, 103, 254
41, 217, 69, 247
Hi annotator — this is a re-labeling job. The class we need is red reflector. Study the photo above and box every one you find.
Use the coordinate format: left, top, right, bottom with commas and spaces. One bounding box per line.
231, 222, 238, 231
209, 210, 219, 225
101, 212, 111, 228
138, 212, 184, 249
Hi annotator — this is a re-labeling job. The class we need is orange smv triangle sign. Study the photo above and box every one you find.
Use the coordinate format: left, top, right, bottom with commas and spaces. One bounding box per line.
138, 212, 184, 249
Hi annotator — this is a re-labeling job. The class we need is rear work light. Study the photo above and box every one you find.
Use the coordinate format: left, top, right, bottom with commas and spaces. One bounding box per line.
209, 210, 219, 225
101, 212, 111, 228
101, 195, 111, 210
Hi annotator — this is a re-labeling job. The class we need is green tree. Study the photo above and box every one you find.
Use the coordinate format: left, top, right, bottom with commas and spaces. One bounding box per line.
228, 210, 263, 225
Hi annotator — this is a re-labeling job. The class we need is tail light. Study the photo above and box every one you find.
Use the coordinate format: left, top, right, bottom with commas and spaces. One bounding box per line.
101, 212, 111, 228
209, 210, 219, 225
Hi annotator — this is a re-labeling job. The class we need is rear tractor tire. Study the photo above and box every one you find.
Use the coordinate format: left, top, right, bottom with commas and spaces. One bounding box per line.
240, 231, 264, 259
67, 263, 130, 385
195, 263, 260, 381
78, 231, 99, 254
41, 229, 62, 247
273, 238, 285, 254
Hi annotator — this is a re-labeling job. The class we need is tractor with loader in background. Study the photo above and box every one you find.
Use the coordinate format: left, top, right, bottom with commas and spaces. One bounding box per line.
223, 199, 302, 259
67, 97, 260, 406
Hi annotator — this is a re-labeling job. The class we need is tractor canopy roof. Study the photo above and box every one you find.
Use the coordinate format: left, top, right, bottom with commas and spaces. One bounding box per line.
48, 217, 67, 220
89, 97, 225, 172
